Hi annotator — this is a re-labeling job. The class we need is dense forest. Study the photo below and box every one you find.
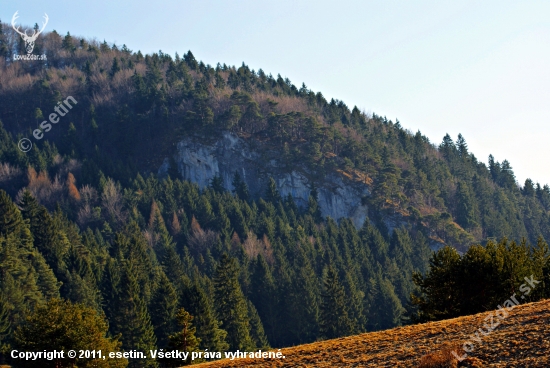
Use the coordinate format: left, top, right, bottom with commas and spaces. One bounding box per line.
1, 21, 550, 367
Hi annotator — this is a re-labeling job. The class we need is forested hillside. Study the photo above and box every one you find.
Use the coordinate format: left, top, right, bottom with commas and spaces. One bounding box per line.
0, 21, 550, 367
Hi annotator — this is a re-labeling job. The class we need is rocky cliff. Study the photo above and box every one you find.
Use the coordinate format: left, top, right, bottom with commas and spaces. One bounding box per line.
158, 132, 371, 228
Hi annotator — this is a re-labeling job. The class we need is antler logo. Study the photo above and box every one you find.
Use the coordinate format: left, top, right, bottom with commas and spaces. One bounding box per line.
11, 11, 48, 54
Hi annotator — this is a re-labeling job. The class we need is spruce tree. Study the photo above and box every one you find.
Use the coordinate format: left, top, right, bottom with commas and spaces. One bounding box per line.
248, 256, 278, 343
372, 274, 404, 330
184, 282, 228, 352
319, 265, 352, 339
247, 300, 270, 349
0, 190, 33, 247
213, 254, 253, 350
232, 172, 249, 201
210, 174, 225, 193
163, 308, 200, 366
455, 181, 477, 230
113, 263, 158, 368
0, 191, 59, 320
19, 191, 70, 282
265, 177, 281, 204
286, 250, 320, 344
150, 272, 178, 348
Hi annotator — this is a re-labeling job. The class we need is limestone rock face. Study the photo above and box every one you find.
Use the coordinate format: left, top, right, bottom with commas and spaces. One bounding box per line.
159, 132, 371, 228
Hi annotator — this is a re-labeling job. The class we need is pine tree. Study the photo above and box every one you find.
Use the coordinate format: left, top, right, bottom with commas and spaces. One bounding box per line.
523, 178, 536, 197
0, 190, 33, 246
342, 270, 366, 334
213, 254, 253, 350
410, 246, 463, 322
439, 133, 456, 160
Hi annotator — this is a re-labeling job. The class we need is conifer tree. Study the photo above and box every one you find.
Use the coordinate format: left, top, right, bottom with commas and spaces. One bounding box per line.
320, 265, 352, 339
213, 254, 253, 350
455, 181, 477, 230
184, 282, 228, 352
342, 270, 366, 334
232, 172, 250, 201
248, 256, 278, 342
0, 192, 59, 318
456, 133, 469, 158
19, 190, 70, 281
100, 257, 120, 325
163, 308, 200, 366
0, 297, 11, 353
247, 300, 270, 349
0, 190, 33, 247
210, 174, 225, 193
372, 274, 404, 330
150, 272, 178, 348
265, 177, 281, 204
307, 192, 323, 223
113, 263, 158, 368
13, 298, 127, 368
286, 249, 320, 344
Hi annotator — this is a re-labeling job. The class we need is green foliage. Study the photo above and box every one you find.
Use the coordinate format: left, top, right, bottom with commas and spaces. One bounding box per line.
163, 308, 200, 366
320, 265, 352, 339
13, 298, 127, 368
247, 300, 270, 350
213, 254, 254, 350
150, 272, 178, 348
410, 238, 550, 323
182, 282, 228, 352
1, 38, 550, 356
111, 262, 158, 368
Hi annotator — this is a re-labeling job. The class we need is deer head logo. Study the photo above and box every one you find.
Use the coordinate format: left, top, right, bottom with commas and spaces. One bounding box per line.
11, 11, 49, 54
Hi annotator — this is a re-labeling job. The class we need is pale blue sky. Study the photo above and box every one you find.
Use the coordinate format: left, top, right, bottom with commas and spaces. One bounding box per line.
2, 0, 549, 185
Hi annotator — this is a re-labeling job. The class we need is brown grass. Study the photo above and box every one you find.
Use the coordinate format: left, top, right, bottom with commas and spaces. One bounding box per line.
417, 343, 460, 368
197, 299, 550, 367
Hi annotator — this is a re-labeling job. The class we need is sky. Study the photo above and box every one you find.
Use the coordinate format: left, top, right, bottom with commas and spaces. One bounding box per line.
2, 0, 549, 185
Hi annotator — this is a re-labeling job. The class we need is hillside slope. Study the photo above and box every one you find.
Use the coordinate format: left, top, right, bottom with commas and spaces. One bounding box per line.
2, 24, 550, 252
198, 299, 550, 367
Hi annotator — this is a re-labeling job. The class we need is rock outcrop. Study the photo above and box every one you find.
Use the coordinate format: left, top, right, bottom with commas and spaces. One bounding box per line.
159, 132, 371, 228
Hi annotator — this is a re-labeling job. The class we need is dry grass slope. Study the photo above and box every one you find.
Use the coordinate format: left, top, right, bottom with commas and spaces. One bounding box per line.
198, 299, 550, 367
